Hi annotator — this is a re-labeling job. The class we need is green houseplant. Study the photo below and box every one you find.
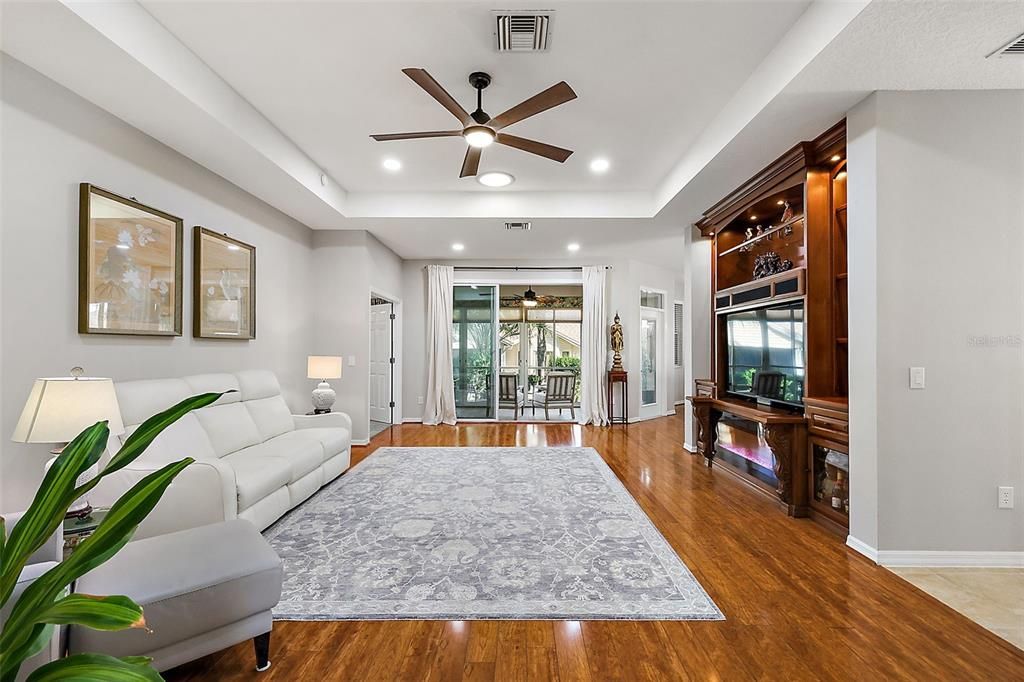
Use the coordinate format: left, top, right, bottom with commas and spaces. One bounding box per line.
0, 391, 225, 681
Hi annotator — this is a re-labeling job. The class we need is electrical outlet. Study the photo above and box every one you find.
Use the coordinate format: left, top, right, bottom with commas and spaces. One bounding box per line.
417, 396, 424, 405
998, 486, 1014, 509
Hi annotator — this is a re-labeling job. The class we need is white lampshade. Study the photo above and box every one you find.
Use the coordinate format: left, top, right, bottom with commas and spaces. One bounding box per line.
307, 356, 343, 380
12, 376, 125, 444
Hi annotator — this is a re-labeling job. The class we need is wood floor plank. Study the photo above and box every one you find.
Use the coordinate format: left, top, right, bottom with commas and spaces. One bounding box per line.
162, 413, 1023, 681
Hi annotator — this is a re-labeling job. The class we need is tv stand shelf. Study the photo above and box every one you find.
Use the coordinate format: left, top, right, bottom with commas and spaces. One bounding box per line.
688, 395, 808, 515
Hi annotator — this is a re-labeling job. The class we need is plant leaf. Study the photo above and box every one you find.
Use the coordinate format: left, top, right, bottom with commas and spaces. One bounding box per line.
102, 392, 226, 476
0, 623, 53, 682
0, 459, 192, 660
26, 653, 162, 681
36, 594, 146, 632
0, 422, 109, 607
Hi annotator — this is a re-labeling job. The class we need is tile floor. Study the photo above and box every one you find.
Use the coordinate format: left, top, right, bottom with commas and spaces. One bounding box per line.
890, 567, 1024, 650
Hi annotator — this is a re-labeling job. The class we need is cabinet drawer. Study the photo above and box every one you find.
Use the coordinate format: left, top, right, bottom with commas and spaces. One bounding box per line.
804, 399, 849, 442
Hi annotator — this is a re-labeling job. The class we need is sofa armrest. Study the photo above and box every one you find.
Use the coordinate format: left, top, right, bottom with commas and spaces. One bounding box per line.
293, 411, 352, 433
1, 511, 61, 565
89, 459, 238, 541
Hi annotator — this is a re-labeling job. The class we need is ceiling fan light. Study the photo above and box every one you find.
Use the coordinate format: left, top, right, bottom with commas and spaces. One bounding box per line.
478, 171, 514, 188
463, 126, 496, 148
522, 286, 538, 307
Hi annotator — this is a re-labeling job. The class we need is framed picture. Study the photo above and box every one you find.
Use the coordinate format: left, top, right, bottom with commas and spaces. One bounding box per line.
193, 227, 256, 339
79, 184, 183, 336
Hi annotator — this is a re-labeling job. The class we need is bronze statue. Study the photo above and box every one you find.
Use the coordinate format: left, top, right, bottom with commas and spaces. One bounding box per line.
610, 312, 624, 371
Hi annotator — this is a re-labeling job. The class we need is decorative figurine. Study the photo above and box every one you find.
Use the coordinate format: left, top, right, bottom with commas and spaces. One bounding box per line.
752, 251, 794, 279
780, 200, 793, 223
610, 312, 624, 371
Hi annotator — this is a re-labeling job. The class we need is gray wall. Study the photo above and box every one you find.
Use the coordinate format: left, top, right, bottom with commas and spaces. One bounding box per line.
0, 56, 317, 511
848, 90, 1024, 553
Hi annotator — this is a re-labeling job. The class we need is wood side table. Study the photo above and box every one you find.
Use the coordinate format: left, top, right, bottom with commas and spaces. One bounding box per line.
607, 370, 628, 425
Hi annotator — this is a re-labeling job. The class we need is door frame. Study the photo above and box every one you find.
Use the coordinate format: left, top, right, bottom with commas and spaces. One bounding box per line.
368, 288, 402, 438
638, 285, 669, 421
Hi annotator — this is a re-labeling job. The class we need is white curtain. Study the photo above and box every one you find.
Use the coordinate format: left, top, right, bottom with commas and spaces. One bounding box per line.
422, 265, 457, 425
579, 265, 609, 425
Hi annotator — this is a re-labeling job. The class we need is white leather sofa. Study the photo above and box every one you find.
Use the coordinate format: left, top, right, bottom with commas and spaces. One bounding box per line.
93, 370, 351, 538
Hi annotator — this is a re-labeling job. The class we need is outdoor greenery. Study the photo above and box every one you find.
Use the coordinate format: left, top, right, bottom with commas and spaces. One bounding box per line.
0, 391, 224, 682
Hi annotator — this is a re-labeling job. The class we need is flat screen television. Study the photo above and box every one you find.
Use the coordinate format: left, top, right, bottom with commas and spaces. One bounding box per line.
724, 301, 805, 407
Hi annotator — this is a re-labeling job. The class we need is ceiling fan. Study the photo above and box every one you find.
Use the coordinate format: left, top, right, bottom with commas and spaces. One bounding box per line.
371, 69, 577, 178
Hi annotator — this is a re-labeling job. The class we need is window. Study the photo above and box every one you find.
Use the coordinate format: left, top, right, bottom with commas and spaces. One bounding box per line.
640, 289, 664, 309
673, 302, 684, 367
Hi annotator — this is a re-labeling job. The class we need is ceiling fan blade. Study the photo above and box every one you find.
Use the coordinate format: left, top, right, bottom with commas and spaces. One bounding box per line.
460, 146, 482, 178
402, 68, 473, 127
496, 133, 573, 163
487, 81, 577, 131
370, 130, 463, 141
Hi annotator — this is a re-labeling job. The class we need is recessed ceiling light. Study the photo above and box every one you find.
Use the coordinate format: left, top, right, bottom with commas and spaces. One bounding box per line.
463, 126, 496, 148
750, 215, 758, 220
478, 171, 514, 188
567, 243, 580, 252
777, 200, 785, 206
451, 243, 465, 251
382, 158, 402, 171
830, 154, 842, 162
589, 158, 610, 173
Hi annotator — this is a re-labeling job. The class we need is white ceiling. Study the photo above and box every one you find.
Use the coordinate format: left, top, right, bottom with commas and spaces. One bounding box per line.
2, 0, 1022, 265
140, 0, 811, 194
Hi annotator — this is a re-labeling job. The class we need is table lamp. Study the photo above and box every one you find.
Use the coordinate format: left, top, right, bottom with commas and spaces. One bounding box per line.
11, 367, 125, 518
307, 355, 343, 414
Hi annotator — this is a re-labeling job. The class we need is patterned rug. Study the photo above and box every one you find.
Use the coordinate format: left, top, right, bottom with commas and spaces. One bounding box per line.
265, 446, 723, 621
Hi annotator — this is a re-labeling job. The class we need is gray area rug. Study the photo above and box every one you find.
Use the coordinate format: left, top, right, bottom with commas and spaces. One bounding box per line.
265, 446, 723, 621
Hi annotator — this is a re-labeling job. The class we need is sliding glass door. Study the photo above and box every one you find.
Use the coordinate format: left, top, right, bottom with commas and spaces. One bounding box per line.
452, 285, 496, 419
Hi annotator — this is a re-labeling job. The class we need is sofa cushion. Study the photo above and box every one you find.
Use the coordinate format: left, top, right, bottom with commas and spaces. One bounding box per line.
236, 370, 283, 401
182, 374, 241, 405
193, 403, 262, 457
69, 519, 282, 660
119, 414, 216, 463
228, 437, 322, 483
115, 378, 191, 428
245, 396, 294, 441
276, 427, 350, 462
226, 456, 291, 511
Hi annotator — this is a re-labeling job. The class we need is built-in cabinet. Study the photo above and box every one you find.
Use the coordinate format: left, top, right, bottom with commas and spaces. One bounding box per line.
687, 121, 851, 534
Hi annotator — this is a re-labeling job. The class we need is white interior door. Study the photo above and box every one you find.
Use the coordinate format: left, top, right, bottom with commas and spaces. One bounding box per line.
639, 307, 665, 420
370, 303, 391, 422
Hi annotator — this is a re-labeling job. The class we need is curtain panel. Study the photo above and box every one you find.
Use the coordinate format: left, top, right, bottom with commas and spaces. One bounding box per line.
579, 265, 610, 425
422, 265, 457, 425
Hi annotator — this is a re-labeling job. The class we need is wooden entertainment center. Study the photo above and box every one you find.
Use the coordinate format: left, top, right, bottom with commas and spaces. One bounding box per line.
688, 120, 850, 534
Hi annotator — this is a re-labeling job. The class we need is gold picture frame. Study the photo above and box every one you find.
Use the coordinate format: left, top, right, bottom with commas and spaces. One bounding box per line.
78, 184, 183, 336
193, 226, 256, 339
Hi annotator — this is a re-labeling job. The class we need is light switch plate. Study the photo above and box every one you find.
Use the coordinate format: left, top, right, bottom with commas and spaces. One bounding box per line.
909, 367, 926, 390
348, 355, 356, 367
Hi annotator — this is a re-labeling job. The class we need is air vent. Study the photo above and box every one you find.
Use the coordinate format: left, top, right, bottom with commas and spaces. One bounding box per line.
493, 11, 553, 52
989, 30, 1024, 57
505, 221, 532, 231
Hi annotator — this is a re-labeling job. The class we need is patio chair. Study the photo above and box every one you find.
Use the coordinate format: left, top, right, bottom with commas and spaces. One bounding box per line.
541, 371, 577, 420
499, 373, 525, 417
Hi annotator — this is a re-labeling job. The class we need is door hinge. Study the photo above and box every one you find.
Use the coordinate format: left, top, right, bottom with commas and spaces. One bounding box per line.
389, 401, 396, 408
389, 313, 396, 320
389, 357, 396, 364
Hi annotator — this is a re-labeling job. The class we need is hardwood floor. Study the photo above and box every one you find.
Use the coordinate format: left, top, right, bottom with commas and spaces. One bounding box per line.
166, 412, 1023, 681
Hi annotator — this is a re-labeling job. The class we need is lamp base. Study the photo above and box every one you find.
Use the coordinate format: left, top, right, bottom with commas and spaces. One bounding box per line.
311, 380, 336, 413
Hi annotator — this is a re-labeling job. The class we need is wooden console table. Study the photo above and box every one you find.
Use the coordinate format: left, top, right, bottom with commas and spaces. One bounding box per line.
688, 395, 808, 515
607, 370, 628, 425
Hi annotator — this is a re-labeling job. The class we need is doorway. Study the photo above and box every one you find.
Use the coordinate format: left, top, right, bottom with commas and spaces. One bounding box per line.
370, 294, 395, 438
639, 288, 667, 421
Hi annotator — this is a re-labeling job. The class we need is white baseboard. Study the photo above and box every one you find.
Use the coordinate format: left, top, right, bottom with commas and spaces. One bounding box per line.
846, 536, 879, 563
351, 438, 370, 446
401, 417, 422, 423
682, 443, 697, 454
878, 551, 1024, 568
673, 400, 686, 406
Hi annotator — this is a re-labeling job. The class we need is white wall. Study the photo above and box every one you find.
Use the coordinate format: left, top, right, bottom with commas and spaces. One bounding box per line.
0, 56, 316, 511
848, 90, 1024, 555
682, 228, 712, 451
311, 230, 402, 442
